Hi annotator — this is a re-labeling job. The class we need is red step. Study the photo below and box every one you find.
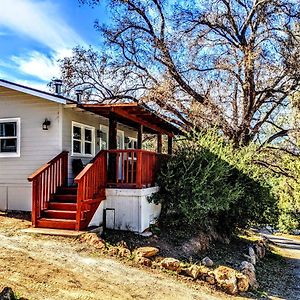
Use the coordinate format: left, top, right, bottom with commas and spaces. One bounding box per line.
48, 202, 77, 211
51, 194, 77, 203
36, 218, 76, 230
43, 209, 76, 220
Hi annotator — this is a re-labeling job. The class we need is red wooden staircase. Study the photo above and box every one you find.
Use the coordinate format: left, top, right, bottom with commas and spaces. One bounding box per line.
36, 186, 78, 230
28, 151, 107, 231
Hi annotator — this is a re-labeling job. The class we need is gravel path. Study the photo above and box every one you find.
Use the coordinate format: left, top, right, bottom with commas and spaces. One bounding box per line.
260, 230, 300, 298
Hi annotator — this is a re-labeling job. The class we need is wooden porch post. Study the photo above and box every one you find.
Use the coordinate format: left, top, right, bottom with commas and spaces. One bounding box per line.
157, 133, 162, 153
137, 124, 143, 149
109, 113, 117, 150
108, 113, 117, 182
168, 136, 173, 155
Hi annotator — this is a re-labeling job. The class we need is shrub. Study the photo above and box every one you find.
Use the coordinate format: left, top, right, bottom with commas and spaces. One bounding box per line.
150, 131, 278, 235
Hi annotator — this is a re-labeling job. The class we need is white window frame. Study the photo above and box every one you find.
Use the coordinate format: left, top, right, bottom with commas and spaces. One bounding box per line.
0, 117, 21, 158
71, 121, 95, 157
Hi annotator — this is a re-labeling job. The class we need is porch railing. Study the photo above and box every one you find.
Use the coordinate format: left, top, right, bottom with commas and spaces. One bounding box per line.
74, 150, 107, 230
106, 149, 160, 188
28, 151, 68, 226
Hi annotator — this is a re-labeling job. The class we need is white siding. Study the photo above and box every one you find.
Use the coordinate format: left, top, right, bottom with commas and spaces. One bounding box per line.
0, 87, 62, 210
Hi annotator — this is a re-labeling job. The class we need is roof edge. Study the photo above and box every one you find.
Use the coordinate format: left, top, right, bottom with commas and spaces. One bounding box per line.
0, 79, 76, 105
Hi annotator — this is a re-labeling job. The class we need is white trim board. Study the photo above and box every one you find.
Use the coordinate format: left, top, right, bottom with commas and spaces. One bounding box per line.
0, 80, 67, 105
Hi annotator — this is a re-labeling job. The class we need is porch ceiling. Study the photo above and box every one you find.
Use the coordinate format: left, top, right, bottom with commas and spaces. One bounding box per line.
79, 103, 182, 136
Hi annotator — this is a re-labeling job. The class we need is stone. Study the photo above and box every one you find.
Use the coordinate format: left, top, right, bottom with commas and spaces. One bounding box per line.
293, 229, 300, 235
214, 266, 238, 295
0, 287, 15, 300
160, 258, 181, 272
240, 261, 258, 289
182, 265, 200, 279
198, 266, 210, 279
89, 226, 103, 235
240, 261, 255, 273
117, 240, 128, 248
248, 246, 256, 265
136, 246, 159, 258
255, 244, 265, 259
81, 233, 106, 249
118, 247, 131, 258
138, 231, 153, 237
136, 256, 152, 267
205, 271, 216, 285
108, 246, 119, 256
236, 273, 250, 292
202, 256, 214, 267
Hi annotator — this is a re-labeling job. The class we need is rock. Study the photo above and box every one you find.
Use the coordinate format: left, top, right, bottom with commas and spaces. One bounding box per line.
293, 229, 300, 235
266, 225, 274, 233
198, 265, 210, 279
240, 261, 255, 273
89, 226, 103, 235
118, 247, 131, 258
136, 256, 152, 267
202, 256, 214, 267
160, 258, 181, 272
214, 266, 238, 295
248, 246, 256, 265
182, 265, 200, 279
236, 273, 249, 292
0, 287, 15, 300
138, 231, 153, 237
117, 240, 128, 248
240, 261, 258, 289
205, 271, 216, 285
108, 246, 119, 256
136, 246, 159, 258
81, 233, 106, 249
255, 244, 265, 259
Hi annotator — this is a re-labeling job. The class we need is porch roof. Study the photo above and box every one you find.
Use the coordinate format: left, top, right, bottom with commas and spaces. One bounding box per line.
79, 103, 182, 137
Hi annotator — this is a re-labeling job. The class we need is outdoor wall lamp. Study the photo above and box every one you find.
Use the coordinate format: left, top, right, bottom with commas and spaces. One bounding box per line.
42, 118, 51, 130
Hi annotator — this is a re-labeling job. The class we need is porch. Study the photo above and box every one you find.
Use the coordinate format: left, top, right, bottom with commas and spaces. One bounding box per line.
28, 103, 180, 231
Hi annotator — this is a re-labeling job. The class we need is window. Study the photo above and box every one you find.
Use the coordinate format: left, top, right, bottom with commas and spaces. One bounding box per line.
0, 118, 20, 157
72, 122, 95, 156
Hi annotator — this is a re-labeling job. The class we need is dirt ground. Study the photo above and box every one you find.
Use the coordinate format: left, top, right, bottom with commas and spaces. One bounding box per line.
0, 212, 242, 300
1, 212, 298, 300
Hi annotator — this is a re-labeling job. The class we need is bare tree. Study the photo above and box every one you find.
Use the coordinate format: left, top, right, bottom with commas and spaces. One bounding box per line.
61, 0, 300, 146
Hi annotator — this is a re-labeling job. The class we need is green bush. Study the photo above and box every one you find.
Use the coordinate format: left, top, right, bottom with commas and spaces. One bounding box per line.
150, 131, 278, 235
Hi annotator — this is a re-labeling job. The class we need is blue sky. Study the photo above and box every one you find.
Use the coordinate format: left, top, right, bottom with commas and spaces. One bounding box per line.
0, 0, 108, 90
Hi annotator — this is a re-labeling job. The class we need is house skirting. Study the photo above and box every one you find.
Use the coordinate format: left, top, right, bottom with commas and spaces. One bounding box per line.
89, 187, 160, 233
0, 184, 31, 211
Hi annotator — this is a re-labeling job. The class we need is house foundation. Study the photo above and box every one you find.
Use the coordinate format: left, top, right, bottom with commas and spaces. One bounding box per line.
89, 187, 160, 233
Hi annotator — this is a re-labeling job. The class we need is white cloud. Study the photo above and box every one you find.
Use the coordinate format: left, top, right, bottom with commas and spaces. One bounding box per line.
0, 0, 88, 82
0, 0, 85, 51
11, 49, 73, 81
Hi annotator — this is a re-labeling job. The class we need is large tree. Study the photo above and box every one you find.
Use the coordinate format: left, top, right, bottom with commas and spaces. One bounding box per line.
60, 0, 300, 146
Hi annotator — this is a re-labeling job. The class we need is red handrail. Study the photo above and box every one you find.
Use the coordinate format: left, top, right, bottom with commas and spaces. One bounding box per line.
74, 150, 107, 230
106, 149, 160, 188
28, 151, 68, 226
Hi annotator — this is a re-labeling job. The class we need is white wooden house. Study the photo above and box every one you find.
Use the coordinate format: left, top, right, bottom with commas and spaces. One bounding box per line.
0, 79, 179, 232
